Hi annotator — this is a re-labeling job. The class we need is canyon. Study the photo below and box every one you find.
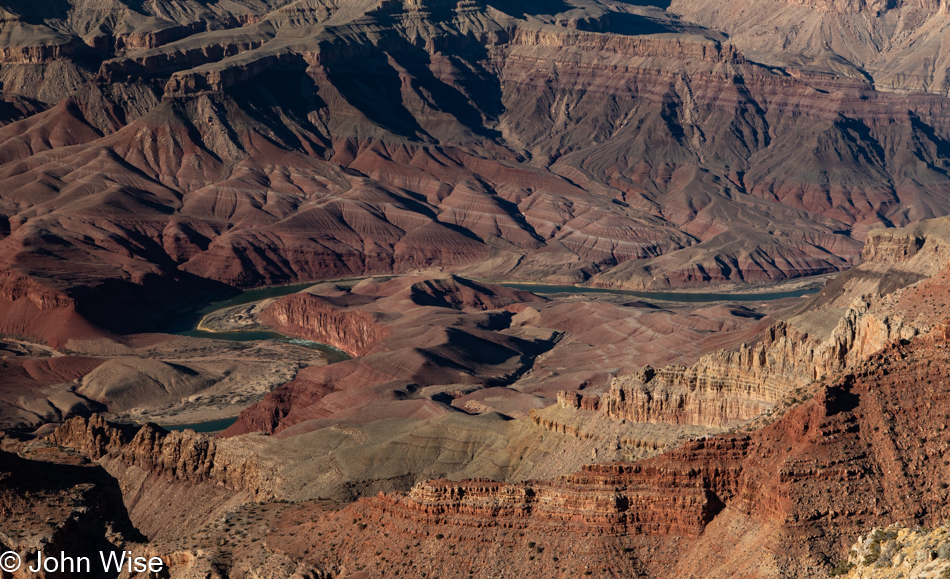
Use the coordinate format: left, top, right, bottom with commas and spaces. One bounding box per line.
1, 214, 948, 578
281, 324, 950, 578
5, 0, 950, 348
3, 0, 950, 577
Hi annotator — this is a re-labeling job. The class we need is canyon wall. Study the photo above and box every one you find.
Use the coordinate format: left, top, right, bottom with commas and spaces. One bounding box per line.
6, 0, 950, 346
259, 293, 389, 356
0, 272, 107, 347
599, 218, 950, 429
290, 326, 950, 577
47, 415, 279, 501
368, 444, 747, 539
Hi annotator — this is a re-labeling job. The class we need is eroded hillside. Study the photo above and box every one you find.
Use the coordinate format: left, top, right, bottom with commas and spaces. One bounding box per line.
3, 0, 950, 344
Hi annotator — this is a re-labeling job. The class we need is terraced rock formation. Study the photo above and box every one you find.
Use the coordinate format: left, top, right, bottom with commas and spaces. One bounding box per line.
4, 0, 950, 344
279, 323, 950, 577
592, 216, 950, 432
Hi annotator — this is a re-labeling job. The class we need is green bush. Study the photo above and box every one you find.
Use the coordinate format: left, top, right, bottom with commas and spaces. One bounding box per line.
859, 528, 901, 566
829, 560, 854, 576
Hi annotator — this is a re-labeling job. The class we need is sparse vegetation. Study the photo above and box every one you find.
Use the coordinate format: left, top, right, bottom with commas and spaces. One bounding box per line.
939, 542, 950, 559
829, 559, 854, 577
862, 528, 898, 565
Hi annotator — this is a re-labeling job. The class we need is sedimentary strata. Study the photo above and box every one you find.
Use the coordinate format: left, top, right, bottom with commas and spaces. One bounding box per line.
4, 0, 950, 346
598, 217, 950, 430
283, 325, 950, 577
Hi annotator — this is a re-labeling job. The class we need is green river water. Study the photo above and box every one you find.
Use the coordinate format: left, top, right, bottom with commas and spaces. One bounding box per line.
158, 276, 820, 432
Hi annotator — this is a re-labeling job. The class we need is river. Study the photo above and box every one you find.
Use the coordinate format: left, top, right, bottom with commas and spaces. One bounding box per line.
157, 275, 820, 433
157, 282, 360, 433
497, 282, 819, 302
162, 417, 240, 433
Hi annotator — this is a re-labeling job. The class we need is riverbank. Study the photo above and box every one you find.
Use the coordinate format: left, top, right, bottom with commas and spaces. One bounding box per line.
118, 271, 828, 433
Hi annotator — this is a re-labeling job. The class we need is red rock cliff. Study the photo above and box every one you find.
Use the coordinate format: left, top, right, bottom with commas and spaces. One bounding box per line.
259, 293, 389, 356
284, 326, 950, 577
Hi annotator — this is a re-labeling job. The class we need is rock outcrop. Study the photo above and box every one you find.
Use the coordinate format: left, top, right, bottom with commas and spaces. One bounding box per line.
260, 293, 389, 356
282, 325, 950, 577
0, 39, 81, 64
841, 523, 950, 578
601, 330, 808, 428
48, 415, 279, 501
598, 217, 950, 430
0, 444, 146, 579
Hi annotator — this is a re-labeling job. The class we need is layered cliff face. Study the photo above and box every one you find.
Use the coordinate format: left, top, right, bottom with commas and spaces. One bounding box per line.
369, 444, 745, 539
282, 326, 950, 577
671, 0, 950, 94
259, 293, 389, 356
596, 216, 950, 431
48, 414, 279, 502
4, 0, 950, 344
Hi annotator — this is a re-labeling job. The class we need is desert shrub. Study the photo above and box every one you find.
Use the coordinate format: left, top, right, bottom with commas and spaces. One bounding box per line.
829, 560, 854, 576
863, 529, 897, 565
876, 541, 899, 567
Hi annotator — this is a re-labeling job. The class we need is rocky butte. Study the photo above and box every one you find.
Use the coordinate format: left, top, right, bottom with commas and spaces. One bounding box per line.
3, 0, 950, 577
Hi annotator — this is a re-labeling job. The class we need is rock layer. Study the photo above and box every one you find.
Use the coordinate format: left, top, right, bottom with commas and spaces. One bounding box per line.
48, 414, 278, 501
4, 0, 950, 344
598, 216, 950, 430
259, 293, 389, 356
282, 325, 950, 577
